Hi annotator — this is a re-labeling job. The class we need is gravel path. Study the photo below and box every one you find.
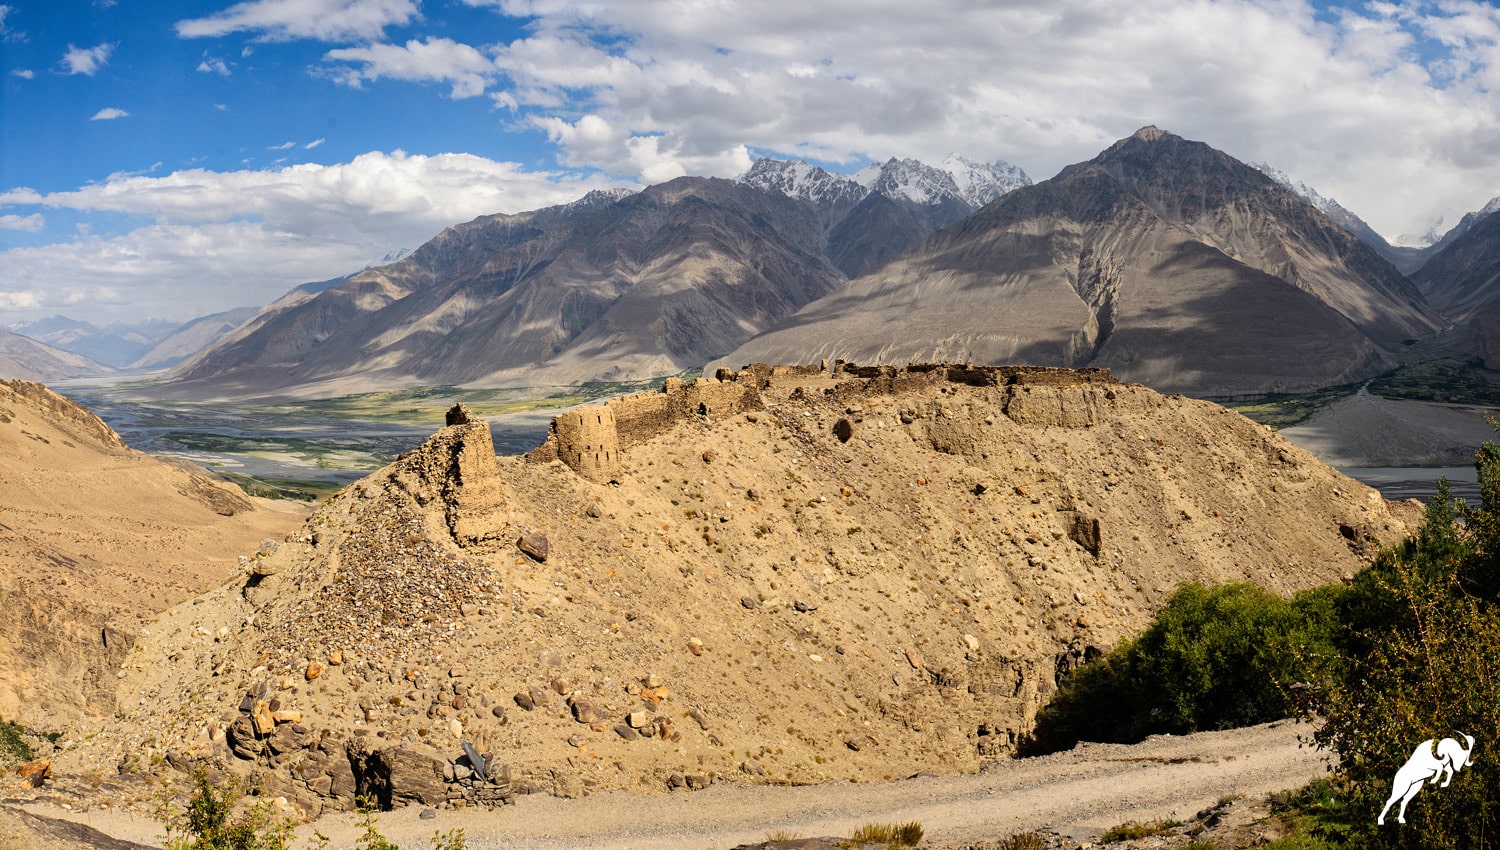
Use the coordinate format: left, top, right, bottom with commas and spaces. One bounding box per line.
24, 721, 1327, 849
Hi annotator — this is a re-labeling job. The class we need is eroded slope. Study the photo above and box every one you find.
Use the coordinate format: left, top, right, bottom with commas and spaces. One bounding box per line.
75, 365, 1412, 817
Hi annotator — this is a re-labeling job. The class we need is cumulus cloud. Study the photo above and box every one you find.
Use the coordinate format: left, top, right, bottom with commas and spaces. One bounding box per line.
90, 107, 129, 120
62, 43, 113, 75
323, 37, 498, 98
176, 0, 420, 42
196, 57, 231, 75
0, 151, 627, 321
0, 213, 43, 232
0, 290, 44, 311
448, 0, 1500, 241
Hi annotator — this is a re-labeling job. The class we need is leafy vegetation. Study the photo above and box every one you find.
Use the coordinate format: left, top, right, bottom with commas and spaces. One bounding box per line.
1022, 582, 1339, 753
1222, 384, 1359, 429
0, 716, 34, 766
157, 775, 465, 850
1366, 358, 1500, 406
1024, 431, 1500, 848
1098, 820, 1180, 842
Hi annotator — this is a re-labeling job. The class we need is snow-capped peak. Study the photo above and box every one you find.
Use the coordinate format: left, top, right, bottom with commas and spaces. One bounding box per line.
738, 158, 864, 207
940, 154, 1031, 207
743, 153, 1030, 210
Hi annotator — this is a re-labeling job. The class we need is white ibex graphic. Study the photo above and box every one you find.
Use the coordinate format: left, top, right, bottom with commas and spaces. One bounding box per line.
1377, 733, 1476, 825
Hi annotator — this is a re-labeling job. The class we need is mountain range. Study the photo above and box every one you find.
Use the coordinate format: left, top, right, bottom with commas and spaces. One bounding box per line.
720, 127, 1443, 395
10, 129, 1500, 400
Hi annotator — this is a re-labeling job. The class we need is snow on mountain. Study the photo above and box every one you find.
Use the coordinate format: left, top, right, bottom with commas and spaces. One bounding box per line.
740, 154, 1030, 210
1253, 162, 1398, 254
1402, 195, 1500, 250
738, 159, 866, 209
940, 154, 1031, 207
853, 157, 962, 205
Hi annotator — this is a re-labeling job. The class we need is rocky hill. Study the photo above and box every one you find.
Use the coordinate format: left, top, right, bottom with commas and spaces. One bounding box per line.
717, 128, 1442, 397
0, 380, 307, 728
66, 363, 1413, 818
163, 181, 844, 398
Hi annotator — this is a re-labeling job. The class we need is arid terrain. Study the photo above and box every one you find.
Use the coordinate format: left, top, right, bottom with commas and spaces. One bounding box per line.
0, 362, 1419, 850
4, 720, 1324, 850
0, 380, 308, 730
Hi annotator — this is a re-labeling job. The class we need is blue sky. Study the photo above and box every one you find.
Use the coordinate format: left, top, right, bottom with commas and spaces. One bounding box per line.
3, 0, 1500, 325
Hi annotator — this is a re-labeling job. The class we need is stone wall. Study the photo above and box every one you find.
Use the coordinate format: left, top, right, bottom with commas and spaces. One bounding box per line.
532, 362, 1120, 481
529, 375, 766, 482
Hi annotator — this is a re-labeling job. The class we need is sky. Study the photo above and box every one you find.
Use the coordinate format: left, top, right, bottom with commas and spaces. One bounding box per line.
3, 0, 1500, 326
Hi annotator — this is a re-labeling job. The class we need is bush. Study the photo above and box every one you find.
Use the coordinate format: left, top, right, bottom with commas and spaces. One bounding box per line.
1309, 467, 1500, 849
0, 717, 33, 767
847, 821, 923, 847
158, 769, 293, 850
1023, 581, 1338, 754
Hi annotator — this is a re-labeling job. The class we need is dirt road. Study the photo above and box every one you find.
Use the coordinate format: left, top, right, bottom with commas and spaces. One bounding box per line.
21, 720, 1329, 849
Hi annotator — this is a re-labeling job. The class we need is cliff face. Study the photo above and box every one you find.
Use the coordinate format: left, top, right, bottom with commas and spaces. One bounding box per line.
81, 364, 1414, 816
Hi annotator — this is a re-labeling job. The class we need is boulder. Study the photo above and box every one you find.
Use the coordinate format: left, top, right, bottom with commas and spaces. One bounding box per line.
346, 738, 449, 810
518, 533, 549, 563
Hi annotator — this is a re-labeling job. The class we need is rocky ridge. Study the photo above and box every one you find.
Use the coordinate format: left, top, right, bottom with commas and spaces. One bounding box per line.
56, 363, 1415, 820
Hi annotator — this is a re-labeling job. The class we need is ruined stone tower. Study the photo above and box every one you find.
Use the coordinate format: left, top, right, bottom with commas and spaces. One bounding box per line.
551, 404, 622, 483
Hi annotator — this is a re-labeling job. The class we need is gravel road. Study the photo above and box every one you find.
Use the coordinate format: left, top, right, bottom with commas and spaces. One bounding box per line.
26, 720, 1327, 849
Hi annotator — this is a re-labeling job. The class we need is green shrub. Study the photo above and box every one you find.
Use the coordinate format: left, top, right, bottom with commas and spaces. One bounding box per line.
158, 768, 293, 850
0, 717, 33, 766
1098, 820, 1178, 842
1023, 581, 1338, 754
1308, 472, 1500, 849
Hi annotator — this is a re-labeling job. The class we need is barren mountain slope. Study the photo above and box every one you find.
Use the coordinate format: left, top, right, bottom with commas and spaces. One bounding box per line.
717, 128, 1441, 396
0, 328, 112, 383
68, 364, 1413, 819
0, 380, 307, 728
1412, 210, 1500, 368
165, 180, 844, 399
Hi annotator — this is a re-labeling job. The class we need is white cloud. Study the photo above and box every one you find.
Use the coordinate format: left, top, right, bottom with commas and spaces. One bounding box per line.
0, 213, 43, 232
0, 5, 19, 41
0, 291, 44, 311
90, 107, 129, 120
304, 138, 326, 149
323, 37, 497, 98
268, 140, 297, 150
62, 43, 113, 75
175, 0, 420, 42
452, 0, 1500, 241
0, 151, 628, 322
196, 57, 231, 75
11, 69, 33, 79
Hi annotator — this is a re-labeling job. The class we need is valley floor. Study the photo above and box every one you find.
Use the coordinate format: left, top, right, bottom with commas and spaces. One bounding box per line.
8, 720, 1324, 850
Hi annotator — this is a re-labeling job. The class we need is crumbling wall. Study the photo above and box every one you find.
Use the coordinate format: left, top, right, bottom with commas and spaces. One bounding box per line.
531, 376, 765, 482
533, 362, 1124, 481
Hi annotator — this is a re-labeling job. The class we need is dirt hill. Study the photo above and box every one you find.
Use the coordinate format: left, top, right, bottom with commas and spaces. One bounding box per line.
63, 364, 1415, 819
0, 380, 308, 729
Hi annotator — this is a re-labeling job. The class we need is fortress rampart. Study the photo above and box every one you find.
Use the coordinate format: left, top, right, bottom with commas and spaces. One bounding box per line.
529, 362, 1118, 482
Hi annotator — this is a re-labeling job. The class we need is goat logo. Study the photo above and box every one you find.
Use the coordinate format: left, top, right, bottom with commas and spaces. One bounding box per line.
1378, 733, 1476, 825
